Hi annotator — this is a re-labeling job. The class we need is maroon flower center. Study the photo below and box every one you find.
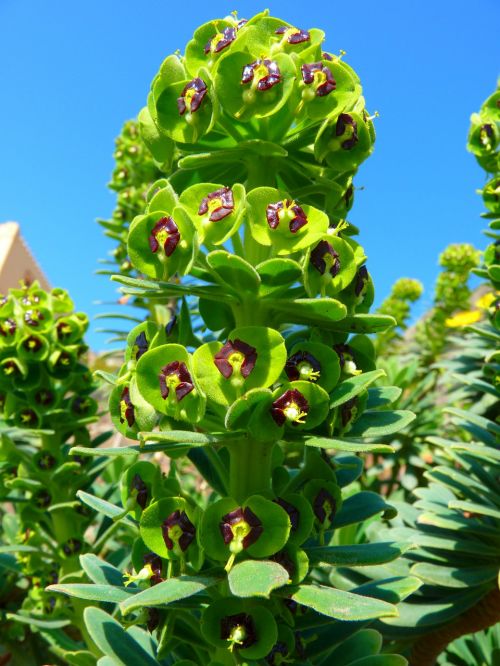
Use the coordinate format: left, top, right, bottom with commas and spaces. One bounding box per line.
271, 389, 309, 426
266, 641, 289, 666
354, 265, 369, 296
274, 497, 300, 532
24, 310, 44, 327
241, 58, 281, 91
204, 26, 237, 54
148, 216, 180, 256
35, 389, 55, 407
0, 319, 16, 337
266, 200, 308, 233
20, 409, 38, 426
159, 361, 194, 401
313, 488, 337, 525
301, 62, 336, 96
23, 336, 43, 353
131, 474, 149, 510
220, 613, 257, 649
119, 387, 135, 428
310, 240, 341, 276
143, 552, 164, 586
275, 25, 310, 44
162, 510, 196, 552
285, 351, 321, 383
214, 339, 257, 379
57, 321, 72, 340
220, 507, 263, 549
340, 397, 358, 428
198, 186, 234, 221
336, 113, 358, 150
133, 331, 149, 361
177, 78, 207, 115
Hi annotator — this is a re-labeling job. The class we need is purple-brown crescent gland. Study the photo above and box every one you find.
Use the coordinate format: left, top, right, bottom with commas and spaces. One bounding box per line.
214, 339, 257, 379
271, 389, 309, 426
220, 613, 257, 649
354, 265, 369, 296
162, 510, 196, 552
301, 62, 336, 96
285, 351, 321, 382
198, 186, 235, 221
143, 553, 164, 585
266, 200, 308, 233
133, 331, 149, 361
275, 25, 310, 44
159, 361, 194, 401
204, 26, 237, 54
24, 310, 44, 327
23, 336, 43, 353
340, 397, 358, 428
313, 488, 337, 524
220, 507, 263, 548
148, 216, 180, 256
310, 240, 341, 277
119, 387, 135, 428
274, 497, 300, 532
336, 113, 358, 150
241, 58, 281, 91
131, 474, 149, 510
0, 319, 16, 337
177, 77, 208, 115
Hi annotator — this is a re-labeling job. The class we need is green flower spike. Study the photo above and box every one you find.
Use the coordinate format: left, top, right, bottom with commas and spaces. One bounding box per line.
193, 326, 286, 406
200, 495, 291, 571
201, 598, 278, 659
135, 343, 206, 423
246, 187, 329, 255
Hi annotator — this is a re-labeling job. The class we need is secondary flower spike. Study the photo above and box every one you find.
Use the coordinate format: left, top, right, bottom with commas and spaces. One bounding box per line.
266, 200, 308, 233
177, 78, 208, 115
159, 361, 195, 401
198, 187, 234, 221
301, 62, 336, 96
148, 217, 180, 256
241, 59, 281, 91
214, 339, 257, 379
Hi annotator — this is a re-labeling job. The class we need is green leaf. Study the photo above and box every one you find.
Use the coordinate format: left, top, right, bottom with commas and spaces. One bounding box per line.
271, 297, 347, 327
80, 554, 124, 586
348, 410, 416, 437
120, 575, 217, 615
448, 500, 500, 520
63, 651, 96, 666
332, 492, 397, 528
306, 542, 414, 566
445, 407, 500, 436
367, 386, 402, 408
228, 560, 289, 598
330, 370, 385, 408
207, 250, 260, 294
6, 613, 70, 629
299, 436, 394, 454
410, 563, 498, 588
47, 584, 134, 604
83, 607, 158, 666
332, 314, 396, 333
76, 491, 130, 521
353, 576, 423, 604
291, 584, 397, 621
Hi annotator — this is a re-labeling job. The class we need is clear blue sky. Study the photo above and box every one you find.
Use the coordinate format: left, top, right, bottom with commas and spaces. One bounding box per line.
0, 0, 498, 350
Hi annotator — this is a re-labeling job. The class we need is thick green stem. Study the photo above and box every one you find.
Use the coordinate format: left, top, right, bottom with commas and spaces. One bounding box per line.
228, 438, 274, 503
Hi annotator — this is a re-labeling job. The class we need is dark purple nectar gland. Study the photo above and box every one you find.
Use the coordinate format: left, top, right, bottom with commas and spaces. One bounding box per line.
19, 409, 38, 427
159, 361, 194, 401
275, 25, 310, 44
147, 608, 161, 633
286, 351, 321, 384
335, 113, 358, 150
220, 613, 257, 651
220, 507, 263, 571
333, 344, 360, 376
274, 497, 300, 532
214, 339, 257, 382
271, 389, 309, 427
204, 26, 237, 55
266, 200, 308, 233
480, 123, 494, 147
2, 360, 20, 377
37, 453, 56, 470
162, 510, 196, 554
266, 641, 289, 666
35, 490, 51, 509
310, 240, 341, 278
0, 318, 16, 338
301, 62, 336, 98
133, 330, 149, 361
71, 396, 92, 416
24, 310, 45, 327
354, 265, 369, 298
165, 315, 177, 337
241, 58, 281, 92
177, 77, 208, 115
340, 397, 358, 430
56, 321, 72, 341
198, 186, 234, 222
148, 216, 180, 257
119, 386, 135, 428
63, 538, 82, 556
131, 474, 149, 510
143, 553, 164, 586
313, 488, 337, 530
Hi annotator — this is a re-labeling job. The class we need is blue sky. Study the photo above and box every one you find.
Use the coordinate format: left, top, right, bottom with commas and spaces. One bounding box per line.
0, 0, 498, 350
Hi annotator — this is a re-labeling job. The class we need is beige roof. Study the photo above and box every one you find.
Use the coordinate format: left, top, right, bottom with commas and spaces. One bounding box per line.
0, 222, 50, 294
